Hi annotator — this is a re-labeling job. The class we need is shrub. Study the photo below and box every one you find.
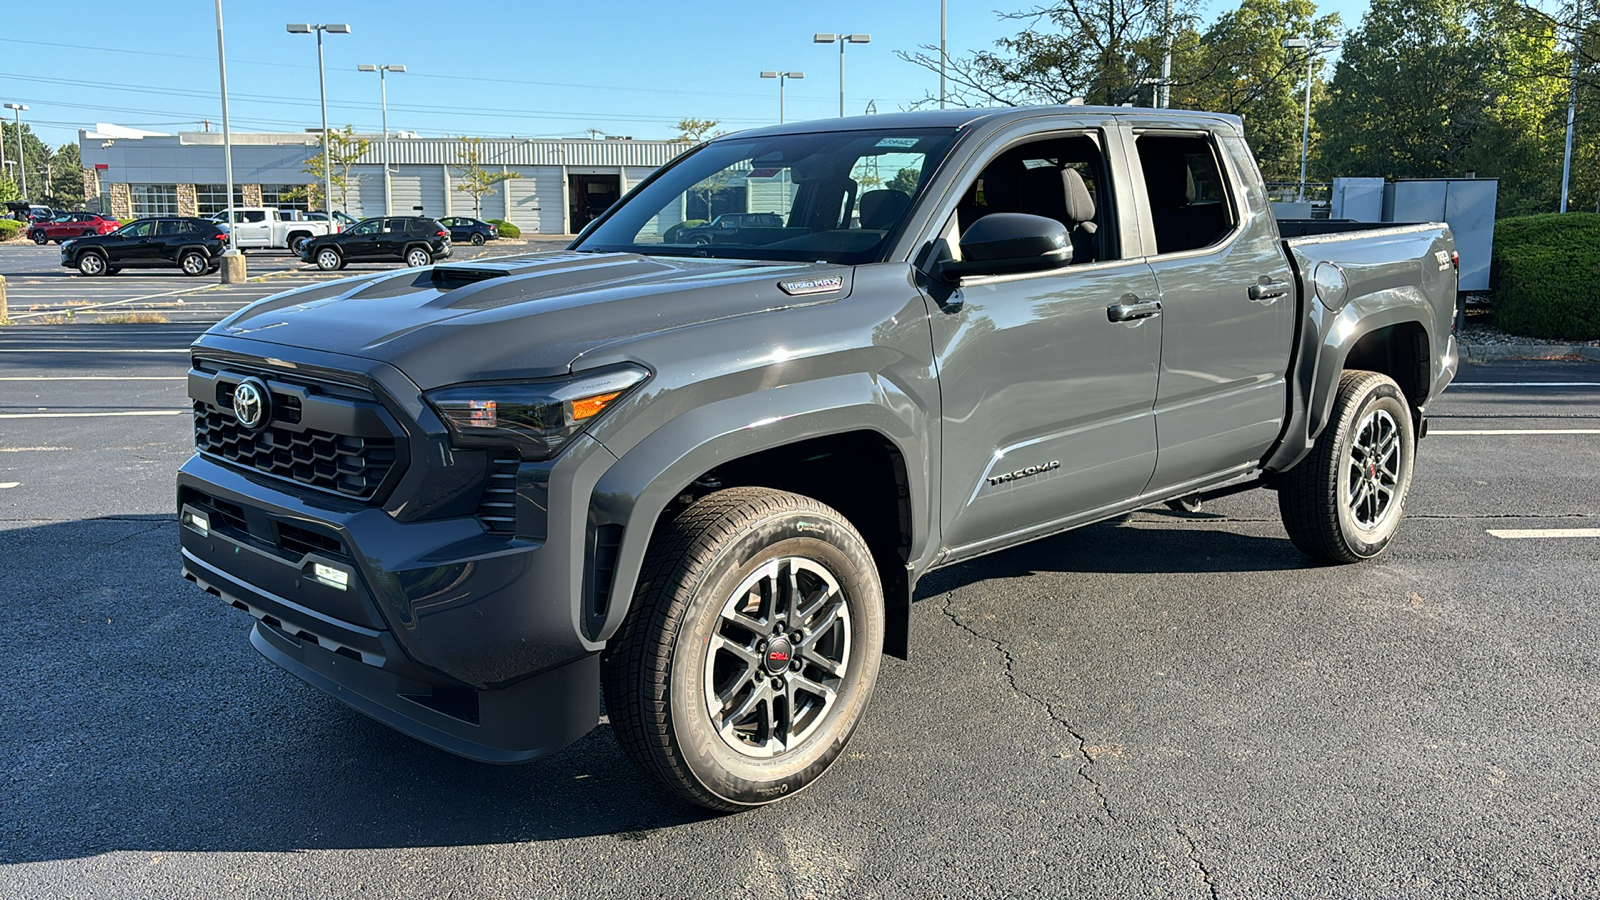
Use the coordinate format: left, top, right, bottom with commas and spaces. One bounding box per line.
1490, 213, 1600, 341
486, 219, 520, 239
0, 219, 23, 240
662, 219, 706, 243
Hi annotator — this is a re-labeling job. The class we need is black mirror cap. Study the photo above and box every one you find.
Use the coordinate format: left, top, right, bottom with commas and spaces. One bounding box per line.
942, 212, 1072, 278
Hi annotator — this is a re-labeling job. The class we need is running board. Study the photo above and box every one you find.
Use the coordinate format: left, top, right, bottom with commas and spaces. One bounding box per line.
1164, 477, 1267, 513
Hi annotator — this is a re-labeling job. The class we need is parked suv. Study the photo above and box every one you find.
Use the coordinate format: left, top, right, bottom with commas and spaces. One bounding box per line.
29, 213, 122, 244
299, 216, 452, 270
60, 217, 229, 276
674, 212, 787, 245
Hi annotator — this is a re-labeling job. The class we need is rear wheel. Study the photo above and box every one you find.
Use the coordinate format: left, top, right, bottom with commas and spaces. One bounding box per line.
288, 235, 311, 254
404, 246, 432, 268
470, 233, 485, 245
81, 229, 95, 237
31, 231, 47, 245
179, 250, 209, 276
77, 252, 107, 276
315, 247, 342, 271
603, 488, 884, 811
1278, 370, 1415, 562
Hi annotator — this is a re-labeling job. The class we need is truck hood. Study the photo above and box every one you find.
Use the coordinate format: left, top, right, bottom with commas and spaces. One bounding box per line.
207, 251, 852, 389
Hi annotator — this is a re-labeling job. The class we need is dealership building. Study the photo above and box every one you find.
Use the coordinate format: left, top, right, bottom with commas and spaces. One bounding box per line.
78, 125, 691, 234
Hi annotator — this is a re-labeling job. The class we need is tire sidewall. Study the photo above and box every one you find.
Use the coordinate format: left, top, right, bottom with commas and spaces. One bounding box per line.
666, 520, 883, 807
1333, 381, 1414, 557
78, 252, 105, 276
316, 248, 341, 270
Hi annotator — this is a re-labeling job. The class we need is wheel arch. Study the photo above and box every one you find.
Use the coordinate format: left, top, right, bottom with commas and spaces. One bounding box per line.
588, 388, 928, 660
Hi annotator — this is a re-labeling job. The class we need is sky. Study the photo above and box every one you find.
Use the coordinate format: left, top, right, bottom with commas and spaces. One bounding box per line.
2, 0, 1374, 151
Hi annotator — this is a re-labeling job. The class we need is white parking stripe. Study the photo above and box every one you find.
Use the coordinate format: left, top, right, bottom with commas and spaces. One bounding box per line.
1431, 429, 1600, 435
0, 349, 189, 354
1452, 382, 1600, 387
1487, 528, 1600, 539
0, 410, 188, 419
0, 377, 188, 381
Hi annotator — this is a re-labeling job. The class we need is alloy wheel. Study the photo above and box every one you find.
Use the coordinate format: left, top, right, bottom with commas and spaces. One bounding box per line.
1346, 408, 1401, 530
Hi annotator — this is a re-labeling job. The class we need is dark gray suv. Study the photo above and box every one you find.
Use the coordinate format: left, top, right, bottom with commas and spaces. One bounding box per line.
299, 216, 452, 270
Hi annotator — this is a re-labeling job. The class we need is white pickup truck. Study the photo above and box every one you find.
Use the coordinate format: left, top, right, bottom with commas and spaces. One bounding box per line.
210, 208, 336, 253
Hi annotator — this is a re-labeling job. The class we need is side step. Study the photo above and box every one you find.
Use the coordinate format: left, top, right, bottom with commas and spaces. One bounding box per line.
1164, 477, 1266, 514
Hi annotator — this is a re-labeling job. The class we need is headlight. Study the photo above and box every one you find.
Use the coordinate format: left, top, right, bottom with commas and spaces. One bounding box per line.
424, 366, 649, 460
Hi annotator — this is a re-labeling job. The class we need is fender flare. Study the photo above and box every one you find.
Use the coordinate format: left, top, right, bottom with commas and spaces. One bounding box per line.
585, 372, 931, 648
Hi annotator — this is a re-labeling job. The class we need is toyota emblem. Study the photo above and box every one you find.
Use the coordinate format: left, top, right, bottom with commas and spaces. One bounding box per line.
231, 379, 270, 430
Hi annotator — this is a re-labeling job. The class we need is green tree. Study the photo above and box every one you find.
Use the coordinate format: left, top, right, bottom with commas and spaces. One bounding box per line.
450, 136, 522, 219
674, 118, 724, 143
301, 125, 371, 213
0, 121, 51, 203
0, 172, 18, 203
896, 0, 1195, 106
1169, 0, 1341, 182
48, 142, 85, 208
887, 167, 922, 195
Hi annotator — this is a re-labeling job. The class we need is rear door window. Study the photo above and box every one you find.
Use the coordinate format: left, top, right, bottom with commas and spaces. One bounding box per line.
1131, 133, 1239, 255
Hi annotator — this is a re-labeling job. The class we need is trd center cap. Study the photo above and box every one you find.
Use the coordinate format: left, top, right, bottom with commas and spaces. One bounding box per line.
764, 637, 795, 674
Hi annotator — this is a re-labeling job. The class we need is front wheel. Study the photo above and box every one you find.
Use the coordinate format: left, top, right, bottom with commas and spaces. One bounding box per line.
77, 252, 107, 276
1278, 370, 1416, 562
314, 247, 342, 271
602, 488, 884, 811
404, 247, 432, 268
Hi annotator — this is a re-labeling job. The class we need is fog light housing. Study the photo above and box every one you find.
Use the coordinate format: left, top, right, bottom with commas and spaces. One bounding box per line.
311, 563, 349, 591
182, 509, 210, 536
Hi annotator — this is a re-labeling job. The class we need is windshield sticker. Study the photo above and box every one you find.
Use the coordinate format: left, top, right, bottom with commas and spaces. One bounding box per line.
875, 137, 920, 148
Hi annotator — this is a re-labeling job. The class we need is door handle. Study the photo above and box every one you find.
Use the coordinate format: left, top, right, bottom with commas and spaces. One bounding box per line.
1107, 298, 1162, 322
1248, 281, 1291, 303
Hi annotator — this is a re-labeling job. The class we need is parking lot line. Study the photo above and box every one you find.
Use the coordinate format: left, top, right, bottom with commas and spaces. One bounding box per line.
1450, 382, 1600, 387
0, 376, 188, 381
1430, 429, 1600, 435
0, 410, 188, 419
6, 284, 223, 320
1487, 528, 1600, 539
0, 349, 190, 354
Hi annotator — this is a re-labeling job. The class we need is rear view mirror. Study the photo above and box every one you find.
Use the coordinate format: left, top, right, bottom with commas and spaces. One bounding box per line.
938, 213, 1072, 279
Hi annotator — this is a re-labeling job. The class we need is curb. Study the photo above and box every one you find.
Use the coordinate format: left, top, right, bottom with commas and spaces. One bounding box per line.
1461, 343, 1600, 363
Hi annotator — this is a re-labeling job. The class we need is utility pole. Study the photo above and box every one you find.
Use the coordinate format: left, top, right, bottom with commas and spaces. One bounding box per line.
941, 0, 948, 109
1562, 0, 1582, 212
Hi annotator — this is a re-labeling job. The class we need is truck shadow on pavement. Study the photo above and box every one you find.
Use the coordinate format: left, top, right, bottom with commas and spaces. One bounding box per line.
2, 510, 1298, 862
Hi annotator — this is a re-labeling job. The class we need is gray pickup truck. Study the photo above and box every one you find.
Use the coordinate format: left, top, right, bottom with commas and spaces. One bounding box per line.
178, 107, 1459, 811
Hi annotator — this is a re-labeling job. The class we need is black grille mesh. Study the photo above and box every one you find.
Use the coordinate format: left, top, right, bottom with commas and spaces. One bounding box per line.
193, 401, 397, 499
476, 454, 519, 534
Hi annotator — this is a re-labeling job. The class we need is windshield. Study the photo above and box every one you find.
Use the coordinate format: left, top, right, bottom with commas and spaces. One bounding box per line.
575, 127, 960, 265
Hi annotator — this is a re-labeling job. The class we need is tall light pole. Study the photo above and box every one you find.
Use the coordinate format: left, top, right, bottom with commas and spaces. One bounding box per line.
760, 71, 805, 124
287, 23, 350, 219
358, 64, 405, 215
1283, 37, 1340, 203
4, 104, 28, 200
940, 0, 948, 109
214, 1, 237, 256
1160, 0, 1174, 107
1561, 0, 1583, 212
814, 33, 871, 117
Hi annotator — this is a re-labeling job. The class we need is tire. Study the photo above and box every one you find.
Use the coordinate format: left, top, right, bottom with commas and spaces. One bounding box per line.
470, 233, 485, 246
288, 235, 311, 255
81, 229, 95, 237
692, 235, 712, 246
1278, 370, 1416, 563
404, 246, 432, 268
602, 487, 885, 812
179, 250, 209, 277
77, 252, 107, 276
31, 231, 47, 245
315, 247, 342, 271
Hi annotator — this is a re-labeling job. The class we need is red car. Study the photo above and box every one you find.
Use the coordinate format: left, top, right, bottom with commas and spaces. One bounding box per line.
29, 213, 122, 244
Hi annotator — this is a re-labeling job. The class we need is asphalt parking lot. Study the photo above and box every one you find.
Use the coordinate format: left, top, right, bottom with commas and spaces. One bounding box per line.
1, 317, 1598, 897
0, 239, 570, 324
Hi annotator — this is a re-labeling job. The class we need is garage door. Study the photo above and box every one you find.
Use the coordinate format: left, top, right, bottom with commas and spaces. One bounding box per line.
389, 170, 448, 219
506, 167, 562, 234
352, 167, 385, 220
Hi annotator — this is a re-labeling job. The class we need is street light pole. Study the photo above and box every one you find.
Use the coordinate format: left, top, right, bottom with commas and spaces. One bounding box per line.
215, 0, 236, 254
3, 104, 28, 200
288, 23, 350, 219
359, 64, 406, 216
1561, 0, 1583, 212
1283, 37, 1340, 203
940, 0, 948, 110
814, 33, 871, 117
760, 71, 805, 124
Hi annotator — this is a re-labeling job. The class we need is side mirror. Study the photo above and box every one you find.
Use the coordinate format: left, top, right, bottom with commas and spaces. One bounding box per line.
938, 212, 1072, 280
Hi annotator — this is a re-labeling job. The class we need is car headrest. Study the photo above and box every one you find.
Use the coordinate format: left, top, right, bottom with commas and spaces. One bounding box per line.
858, 189, 912, 231
1062, 168, 1097, 234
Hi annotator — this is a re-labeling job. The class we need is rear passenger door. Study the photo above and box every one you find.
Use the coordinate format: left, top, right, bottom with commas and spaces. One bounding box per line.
1121, 126, 1298, 494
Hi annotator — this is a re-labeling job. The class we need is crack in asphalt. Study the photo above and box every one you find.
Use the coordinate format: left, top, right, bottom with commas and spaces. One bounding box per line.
103, 520, 176, 549
1174, 821, 1220, 900
938, 594, 1116, 825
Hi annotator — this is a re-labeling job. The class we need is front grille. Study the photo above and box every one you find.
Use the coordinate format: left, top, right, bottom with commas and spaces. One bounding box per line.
476, 454, 520, 534
277, 521, 348, 559
194, 402, 397, 498
181, 487, 350, 562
